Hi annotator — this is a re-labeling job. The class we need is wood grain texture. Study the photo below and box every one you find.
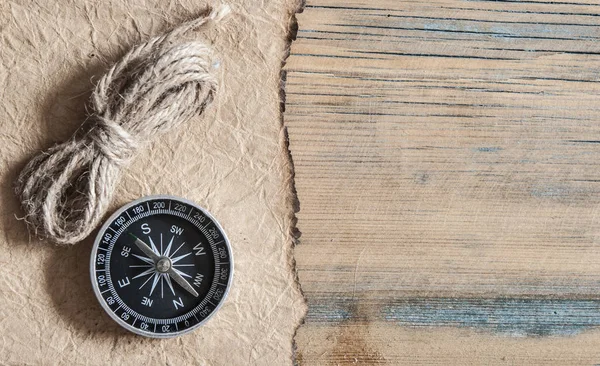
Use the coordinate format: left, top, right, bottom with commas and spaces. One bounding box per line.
284, 0, 600, 364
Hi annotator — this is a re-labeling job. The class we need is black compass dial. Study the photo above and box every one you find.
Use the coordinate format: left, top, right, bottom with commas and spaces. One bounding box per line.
90, 196, 233, 338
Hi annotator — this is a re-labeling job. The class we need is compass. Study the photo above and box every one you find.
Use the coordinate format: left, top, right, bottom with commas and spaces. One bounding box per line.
90, 195, 233, 338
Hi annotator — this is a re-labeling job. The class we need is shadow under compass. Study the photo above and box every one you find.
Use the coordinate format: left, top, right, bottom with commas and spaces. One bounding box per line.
43, 235, 137, 339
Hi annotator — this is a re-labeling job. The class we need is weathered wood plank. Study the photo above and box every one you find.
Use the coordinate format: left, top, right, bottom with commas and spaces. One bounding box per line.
285, 0, 600, 363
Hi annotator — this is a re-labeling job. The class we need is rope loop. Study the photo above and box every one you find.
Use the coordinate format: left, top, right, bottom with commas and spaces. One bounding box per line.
15, 5, 230, 244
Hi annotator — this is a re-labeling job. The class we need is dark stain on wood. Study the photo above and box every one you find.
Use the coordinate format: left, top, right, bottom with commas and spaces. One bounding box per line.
328, 301, 388, 364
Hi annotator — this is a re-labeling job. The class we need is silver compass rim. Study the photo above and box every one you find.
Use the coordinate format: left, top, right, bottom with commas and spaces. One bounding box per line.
89, 194, 234, 339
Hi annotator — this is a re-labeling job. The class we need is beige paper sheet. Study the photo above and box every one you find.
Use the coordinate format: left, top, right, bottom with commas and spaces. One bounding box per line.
0, 1, 305, 364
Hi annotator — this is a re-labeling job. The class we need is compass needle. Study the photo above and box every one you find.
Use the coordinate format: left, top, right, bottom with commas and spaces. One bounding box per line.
130, 233, 160, 262
173, 268, 192, 279
167, 268, 199, 297
91, 196, 232, 337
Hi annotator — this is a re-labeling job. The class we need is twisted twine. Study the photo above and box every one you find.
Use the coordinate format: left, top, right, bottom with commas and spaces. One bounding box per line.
15, 5, 230, 245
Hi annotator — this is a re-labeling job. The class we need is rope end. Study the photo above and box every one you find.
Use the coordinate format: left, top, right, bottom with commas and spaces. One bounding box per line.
170, 4, 232, 37
209, 4, 231, 23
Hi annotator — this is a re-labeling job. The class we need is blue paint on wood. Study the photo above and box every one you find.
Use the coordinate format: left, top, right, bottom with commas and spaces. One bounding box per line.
530, 186, 568, 198
531, 187, 565, 197
383, 298, 600, 337
306, 297, 600, 337
475, 146, 503, 153
308, 302, 352, 322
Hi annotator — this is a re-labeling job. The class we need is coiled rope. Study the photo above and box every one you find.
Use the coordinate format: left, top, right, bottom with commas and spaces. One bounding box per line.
15, 5, 230, 244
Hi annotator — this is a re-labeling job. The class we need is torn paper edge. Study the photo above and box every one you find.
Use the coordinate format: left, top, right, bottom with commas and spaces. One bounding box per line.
278, 0, 308, 364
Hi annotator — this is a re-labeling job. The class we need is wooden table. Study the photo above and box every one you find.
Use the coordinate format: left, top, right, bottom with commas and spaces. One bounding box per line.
285, 0, 600, 363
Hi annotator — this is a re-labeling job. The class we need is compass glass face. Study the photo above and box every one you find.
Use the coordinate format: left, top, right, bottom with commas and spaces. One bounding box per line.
90, 196, 233, 338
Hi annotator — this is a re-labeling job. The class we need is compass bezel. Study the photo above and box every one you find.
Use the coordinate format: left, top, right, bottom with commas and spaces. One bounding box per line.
89, 194, 234, 338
